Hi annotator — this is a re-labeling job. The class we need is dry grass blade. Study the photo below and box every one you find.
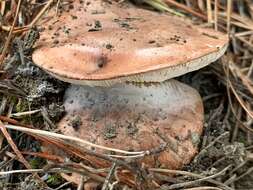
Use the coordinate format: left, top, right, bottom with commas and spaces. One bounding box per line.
228, 62, 253, 96
223, 62, 253, 133
0, 121, 32, 169
0, 168, 63, 175
228, 80, 253, 119
214, 0, 219, 31
101, 163, 117, 190
164, 0, 207, 20
0, 80, 27, 98
0, 1, 5, 15
194, 132, 230, 161
4, 124, 145, 155
21, 151, 64, 163
143, 0, 184, 16
0, 0, 22, 67
207, 0, 213, 23
150, 168, 233, 190
226, 63, 253, 120
183, 187, 223, 190
226, 0, 232, 32
162, 165, 232, 190
227, 167, 253, 184
28, 0, 54, 28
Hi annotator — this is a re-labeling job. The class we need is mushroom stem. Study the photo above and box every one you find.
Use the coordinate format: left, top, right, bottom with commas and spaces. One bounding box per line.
51, 79, 203, 170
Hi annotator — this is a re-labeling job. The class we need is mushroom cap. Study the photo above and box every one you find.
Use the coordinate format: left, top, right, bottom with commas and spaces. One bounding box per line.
50, 80, 203, 171
32, 0, 228, 86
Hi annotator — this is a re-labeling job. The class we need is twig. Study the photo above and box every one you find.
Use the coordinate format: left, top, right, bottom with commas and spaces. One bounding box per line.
227, 0, 232, 32
207, 0, 213, 23
224, 174, 237, 186
231, 106, 241, 142
102, 163, 117, 190
0, 168, 63, 175
22, 130, 138, 175
0, 156, 16, 169
0, 121, 32, 170
0, 0, 22, 67
10, 109, 41, 117
228, 62, 253, 96
54, 182, 72, 190
29, 0, 54, 27
227, 65, 253, 119
46, 163, 106, 183
0, 97, 7, 115
227, 166, 253, 184
164, 0, 207, 20
150, 168, 233, 190
194, 131, 230, 162
77, 176, 85, 190
183, 187, 223, 190
55, 0, 62, 16
222, 61, 253, 133
4, 124, 145, 155
214, 0, 219, 31
41, 106, 56, 129
160, 165, 232, 190
0, 1, 5, 15
143, 0, 185, 17
228, 160, 248, 176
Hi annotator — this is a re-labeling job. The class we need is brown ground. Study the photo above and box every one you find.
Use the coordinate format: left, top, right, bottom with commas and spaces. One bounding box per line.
0, 0, 252, 190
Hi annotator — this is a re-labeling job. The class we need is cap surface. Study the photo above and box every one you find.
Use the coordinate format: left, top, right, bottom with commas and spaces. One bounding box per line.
33, 0, 228, 85
48, 80, 203, 171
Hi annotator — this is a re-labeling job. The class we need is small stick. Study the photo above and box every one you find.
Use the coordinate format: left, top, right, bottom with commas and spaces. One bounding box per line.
29, 0, 54, 27
51, 163, 106, 183
0, 1, 6, 15
102, 163, 117, 190
183, 187, 223, 190
0, 156, 16, 169
77, 176, 85, 190
193, 131, 230, 162
207, 0, 213, 24
0, 168, 63, 175
164, 0, 207, 20
54, 182, 72, 190
228, 160, 247, 176
55, 0, 62, 16
163, 165, 232, 190
227, 0, 232, 32
228, 74, 253, 119
4, 124, 145, 155
10, 109, 41, 117
41, 107, 56, 129
0, 121, 32, 170
150, 168, 233, 190
214, 0, 219, 31
0, 0, 22, 67
231, 106, 241, 142
227, 166, 253, 184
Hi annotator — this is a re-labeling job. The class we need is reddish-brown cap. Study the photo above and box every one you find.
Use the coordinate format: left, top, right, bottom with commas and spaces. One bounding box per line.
32, 0, 228, 86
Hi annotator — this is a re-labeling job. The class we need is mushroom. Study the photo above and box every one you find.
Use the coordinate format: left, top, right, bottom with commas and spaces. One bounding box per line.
32, 0, 229, 187
33, 0, 228, 86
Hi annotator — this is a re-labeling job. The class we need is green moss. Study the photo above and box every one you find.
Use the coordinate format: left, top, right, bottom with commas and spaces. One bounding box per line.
46, 174, 64, 186
15, 99, 29, 113
29, 157, 45, 169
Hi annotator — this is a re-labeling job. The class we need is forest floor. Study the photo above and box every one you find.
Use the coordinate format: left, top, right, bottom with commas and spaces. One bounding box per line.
0, 0, 252, 190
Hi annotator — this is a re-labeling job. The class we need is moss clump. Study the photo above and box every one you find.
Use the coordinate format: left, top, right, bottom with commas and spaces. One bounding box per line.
46, 174, 64, 186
